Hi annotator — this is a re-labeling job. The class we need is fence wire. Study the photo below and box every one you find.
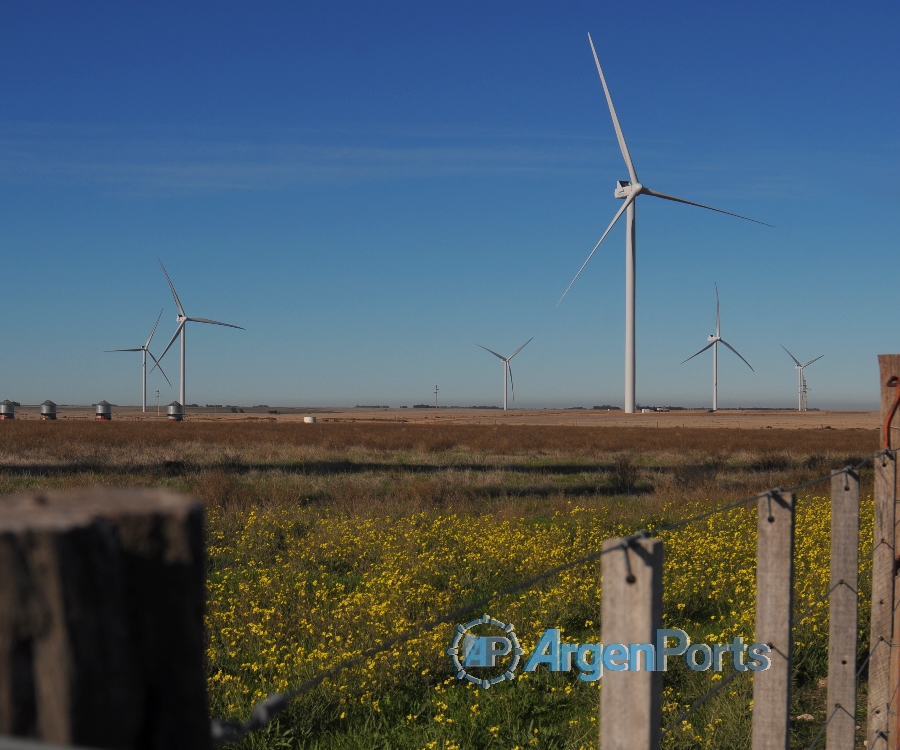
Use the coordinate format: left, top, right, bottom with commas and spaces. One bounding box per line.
212, 450, 889, 745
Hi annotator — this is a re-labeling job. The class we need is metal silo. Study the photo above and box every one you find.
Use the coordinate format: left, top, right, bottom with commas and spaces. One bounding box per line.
95, 400, 112, 421
0, 400, 15, 420
40, 400, 57, 420
167, 401, 184, 422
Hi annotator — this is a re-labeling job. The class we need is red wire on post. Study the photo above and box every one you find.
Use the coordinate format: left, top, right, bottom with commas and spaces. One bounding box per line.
883, 376, 900, 450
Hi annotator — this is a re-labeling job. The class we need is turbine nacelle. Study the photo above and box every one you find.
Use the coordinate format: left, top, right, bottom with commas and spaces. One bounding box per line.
614, 180, 643, 199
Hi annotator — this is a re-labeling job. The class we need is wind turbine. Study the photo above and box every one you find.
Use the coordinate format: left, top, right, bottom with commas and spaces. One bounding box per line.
782, 346, 823, 412
682, 286, 753, 411
558, 33, 770, 414
105, 310, 172, 412
153, 258, 244, 407
475, 338, 533, 410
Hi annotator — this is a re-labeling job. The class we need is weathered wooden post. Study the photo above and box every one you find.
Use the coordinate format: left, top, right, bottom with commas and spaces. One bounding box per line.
869, 354, 900, 750
0, 489, 209, 749
752, 490, 795, 750
870, 450, 897, 750
600, 535, 663, 750
827, 468, 860, 749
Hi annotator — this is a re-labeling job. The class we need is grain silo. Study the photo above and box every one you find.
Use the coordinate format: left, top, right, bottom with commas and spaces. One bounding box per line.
95, 400, 112, 421
40, 400, 57, 420
167, 401, 184, 422
0, 400, 15, 420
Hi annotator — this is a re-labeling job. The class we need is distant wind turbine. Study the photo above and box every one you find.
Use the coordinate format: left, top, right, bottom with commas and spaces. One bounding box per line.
153, 258, 244, 407
558, 33, 771, 414
475, 338, 533, 410
682, 286, 753, 411
105, 310, 172, 412
782, 346, 823, 412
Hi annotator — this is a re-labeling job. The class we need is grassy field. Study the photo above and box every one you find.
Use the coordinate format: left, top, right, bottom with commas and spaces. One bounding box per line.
0, 422, 879, 749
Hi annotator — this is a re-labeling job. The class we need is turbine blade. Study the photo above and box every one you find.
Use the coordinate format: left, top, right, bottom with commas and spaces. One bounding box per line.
152, 321, 185, 371
587, 33, 637, 184
475, 343, 506, 361
186, 317, 245, 330
715, 283, 720, 336
681, 341, 715, 364
147, 350, 173, 387
158, 258, 186, 317
104, 348, 143, 352
558, 193, 635, 305
508, 337, 533, 360
508, 362, 515, 402
781, 345, 802, 367
803, 355, 824, 368
720, 339, 754, 371
641, 187, 774, 227
146, 308, 164, 348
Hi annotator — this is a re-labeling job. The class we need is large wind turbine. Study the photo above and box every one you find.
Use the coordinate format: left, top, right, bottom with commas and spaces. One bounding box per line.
782, 346, 823, 412
682, 285, 753, 411
559, 34, 770, 414
475, 338, 533, 410
105, 310, 172, 412
153, 258, 244, 407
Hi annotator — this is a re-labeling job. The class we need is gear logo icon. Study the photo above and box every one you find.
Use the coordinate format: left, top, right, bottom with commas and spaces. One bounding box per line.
446, 614, 524, 688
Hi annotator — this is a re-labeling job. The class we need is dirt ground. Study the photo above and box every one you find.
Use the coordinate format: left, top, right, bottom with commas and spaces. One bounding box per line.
6, 404, 880, 430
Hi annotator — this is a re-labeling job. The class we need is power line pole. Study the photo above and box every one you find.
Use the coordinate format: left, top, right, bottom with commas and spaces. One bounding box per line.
156, 390, 160, 417
434, 385, 439, 409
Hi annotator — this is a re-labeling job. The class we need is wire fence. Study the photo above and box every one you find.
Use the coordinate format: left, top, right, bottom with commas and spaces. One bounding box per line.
211, 450, 889, 745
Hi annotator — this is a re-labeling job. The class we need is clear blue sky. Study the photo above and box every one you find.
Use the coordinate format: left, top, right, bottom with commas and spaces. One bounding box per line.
1, 1, 897, 409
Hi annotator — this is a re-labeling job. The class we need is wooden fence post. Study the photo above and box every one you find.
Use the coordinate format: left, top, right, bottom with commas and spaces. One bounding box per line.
0, 489, 209, 749
870, 451, 897, 750
600, 536, 663, 750
872, 354, 900, 750
827, 469, 860, 749
752, 490, 795, 750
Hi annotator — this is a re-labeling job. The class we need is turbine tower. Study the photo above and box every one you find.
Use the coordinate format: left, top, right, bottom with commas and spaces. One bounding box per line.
475, 338, 533, 410
782, 346, 823, 412
559, 34, 770, 414
153, 258, 244, 407
682, 285, 753, 411
105, 310, 172, 412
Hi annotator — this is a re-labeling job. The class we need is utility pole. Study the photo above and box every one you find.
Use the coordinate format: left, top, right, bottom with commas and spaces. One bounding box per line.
156, 390, 160, 417
434, 385, 439, 409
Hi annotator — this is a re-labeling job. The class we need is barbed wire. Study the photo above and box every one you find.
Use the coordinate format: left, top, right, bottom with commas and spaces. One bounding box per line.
805, 705, 840, 750
792, 581, 850, 628
212, 449, 890, 745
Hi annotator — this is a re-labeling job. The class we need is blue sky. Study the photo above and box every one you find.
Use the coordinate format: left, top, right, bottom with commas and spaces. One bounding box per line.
1, 1, 897, 409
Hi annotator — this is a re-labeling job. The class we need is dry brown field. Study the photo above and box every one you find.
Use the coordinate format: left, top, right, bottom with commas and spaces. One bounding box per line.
5, 403, 880, 430
0, 418, 879, 517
